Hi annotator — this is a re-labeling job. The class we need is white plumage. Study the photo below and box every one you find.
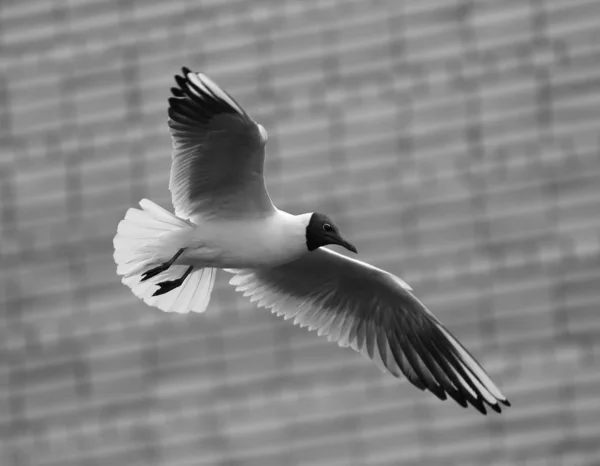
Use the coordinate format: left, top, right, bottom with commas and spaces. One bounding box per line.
114, 199, 216, 313
112, 67, 510, 415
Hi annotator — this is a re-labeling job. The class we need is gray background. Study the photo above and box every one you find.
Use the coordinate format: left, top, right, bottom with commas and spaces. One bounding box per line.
1, 0, 599, 465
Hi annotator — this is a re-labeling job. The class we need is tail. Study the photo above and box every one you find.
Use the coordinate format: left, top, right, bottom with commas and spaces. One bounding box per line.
113, 199, 216, 314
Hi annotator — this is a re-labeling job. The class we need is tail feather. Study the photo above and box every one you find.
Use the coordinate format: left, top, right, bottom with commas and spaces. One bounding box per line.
189, 267, 217, 312
139, 199, 191, 227
114, 199, 216, 314
123, 210, 176, 232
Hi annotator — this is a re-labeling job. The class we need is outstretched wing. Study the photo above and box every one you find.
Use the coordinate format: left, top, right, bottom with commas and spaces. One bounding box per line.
168, 68, 274, 219
226, 249, 510, 415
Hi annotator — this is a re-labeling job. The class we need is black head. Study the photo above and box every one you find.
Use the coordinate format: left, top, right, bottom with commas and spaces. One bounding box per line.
305, 213, 357, 253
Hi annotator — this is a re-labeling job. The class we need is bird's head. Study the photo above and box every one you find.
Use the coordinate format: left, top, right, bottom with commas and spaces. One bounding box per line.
304, 213, 357, 254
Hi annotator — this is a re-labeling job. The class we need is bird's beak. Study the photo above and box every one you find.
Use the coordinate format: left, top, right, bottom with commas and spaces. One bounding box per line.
326, 234, 358, 254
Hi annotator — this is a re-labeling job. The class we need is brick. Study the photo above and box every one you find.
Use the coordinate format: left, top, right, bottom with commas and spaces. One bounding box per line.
14, 259, 73, 298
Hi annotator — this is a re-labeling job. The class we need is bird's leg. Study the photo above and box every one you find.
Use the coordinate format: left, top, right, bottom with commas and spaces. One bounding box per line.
140, 248, 186, 282
152, 266, 194, 297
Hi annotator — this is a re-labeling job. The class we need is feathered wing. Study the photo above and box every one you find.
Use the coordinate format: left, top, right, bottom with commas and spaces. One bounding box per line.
168, 68, 275, 219
225, 249, 510, 415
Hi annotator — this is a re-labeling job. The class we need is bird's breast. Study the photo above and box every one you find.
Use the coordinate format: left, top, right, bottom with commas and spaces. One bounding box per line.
181, 212, 307, 269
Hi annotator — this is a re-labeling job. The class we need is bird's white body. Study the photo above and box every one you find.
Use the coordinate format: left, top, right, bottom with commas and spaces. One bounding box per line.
170, 211, 312, 269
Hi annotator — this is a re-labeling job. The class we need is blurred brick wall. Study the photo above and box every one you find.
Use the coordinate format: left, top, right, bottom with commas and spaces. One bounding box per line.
1, 0, 600, 465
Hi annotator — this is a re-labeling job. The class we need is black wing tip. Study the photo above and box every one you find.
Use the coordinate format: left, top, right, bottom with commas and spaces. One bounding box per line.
168, 97, 187, 111
426, 326, 510, 415
171, 87, 185, 97
489, 402, 502, 414
469, 395, 509, 415
432, 390, 506, 415
453, 394, 469, 409
174, 74, 188, 89
168, 97, 178, 106
170, 66, 244, 119
388, 319, 508, 416
417, 382, 505, 415
470, 396, 488, 415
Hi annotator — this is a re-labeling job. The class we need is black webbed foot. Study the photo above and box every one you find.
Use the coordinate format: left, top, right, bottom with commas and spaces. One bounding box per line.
140, 248, 187, 282
151, 265, 194, 296
141, 263, 170, 282
152, 279, 185, 296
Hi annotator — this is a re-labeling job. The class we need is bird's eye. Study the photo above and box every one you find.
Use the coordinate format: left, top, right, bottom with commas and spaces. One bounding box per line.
323, 223, 332, 232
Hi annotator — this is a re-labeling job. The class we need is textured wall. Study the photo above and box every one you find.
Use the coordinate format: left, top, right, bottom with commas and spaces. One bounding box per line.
1, 0, 600, 465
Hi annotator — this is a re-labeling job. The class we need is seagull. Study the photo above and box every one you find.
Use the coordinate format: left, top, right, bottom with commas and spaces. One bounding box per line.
113, 67, 510, 415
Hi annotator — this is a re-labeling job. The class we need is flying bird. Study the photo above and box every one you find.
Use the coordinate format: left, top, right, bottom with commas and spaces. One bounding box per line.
113, 67, 510, 415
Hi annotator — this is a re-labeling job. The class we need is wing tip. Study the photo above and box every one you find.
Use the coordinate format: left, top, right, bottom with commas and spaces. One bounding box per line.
430, 323, 510, 414
458, 383, 509, 415
465, 383, 509, 415
170, 66, 246, 119
171, 87, 185, 97
174, 74, 188, 89
489, 402, 502, 414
